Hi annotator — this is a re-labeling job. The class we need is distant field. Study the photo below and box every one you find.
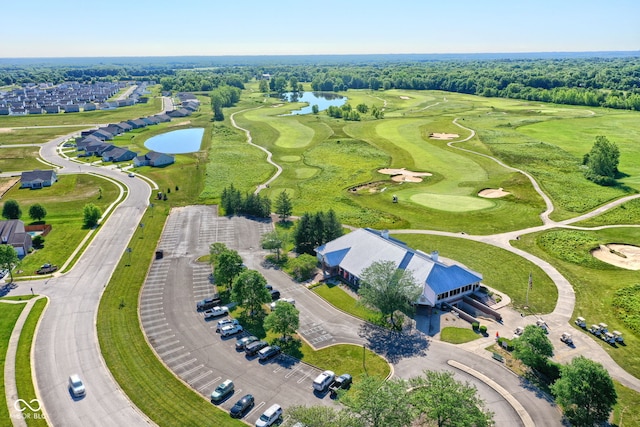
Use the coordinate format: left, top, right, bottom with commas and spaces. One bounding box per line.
0, 125, 88, 145
0, 146, 45, 171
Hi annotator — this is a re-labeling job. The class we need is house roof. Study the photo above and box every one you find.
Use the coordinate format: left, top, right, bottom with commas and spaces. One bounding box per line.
21, 169, 56, 182
315, 228, 482, 298
0, 219, 31, 249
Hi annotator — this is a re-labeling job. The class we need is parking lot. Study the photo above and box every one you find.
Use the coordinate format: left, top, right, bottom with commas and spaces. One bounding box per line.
139, 206, 339, 425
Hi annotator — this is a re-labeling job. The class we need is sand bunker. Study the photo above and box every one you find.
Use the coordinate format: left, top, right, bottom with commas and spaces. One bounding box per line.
378, 168, 432, 183
430, 133, 459, 140
478, 188, 511, 198
399, 96, 411, 100
0, 128, 13, 133
592, 244, 640, 270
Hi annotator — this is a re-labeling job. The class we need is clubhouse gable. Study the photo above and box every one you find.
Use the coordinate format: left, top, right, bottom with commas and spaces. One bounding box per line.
315, 228, 483, 307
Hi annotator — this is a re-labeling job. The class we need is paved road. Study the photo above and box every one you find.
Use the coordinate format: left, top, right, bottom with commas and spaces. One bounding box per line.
148, 208, 562, 426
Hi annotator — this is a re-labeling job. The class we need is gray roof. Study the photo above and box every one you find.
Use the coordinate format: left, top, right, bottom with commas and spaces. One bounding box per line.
315, 228, 482, 302
21, 169, 56, 182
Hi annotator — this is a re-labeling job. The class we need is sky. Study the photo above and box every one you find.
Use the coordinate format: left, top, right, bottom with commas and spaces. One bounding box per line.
1, 0, 638, 58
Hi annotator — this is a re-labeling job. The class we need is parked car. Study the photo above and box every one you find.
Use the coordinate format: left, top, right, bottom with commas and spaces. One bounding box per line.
196, 297, 221, 311
210, 379, 234, 403
68, 374, 86, 398
265, 284, 273, 291
245, 340, 269, 357
128, 172, 135, 177
230, 394, 255, 418
255, 403, 283, 427
235, 335, 259, 351
313, 370, 335, 392
270, 298, 295, 311
220, 324, 244, 337
203, 306, 229, 319
329, 373, 352, 396
560, 332, 573, 345
258, 345, 281, 361
270, 289, 281, 301
216, 318, 239, 332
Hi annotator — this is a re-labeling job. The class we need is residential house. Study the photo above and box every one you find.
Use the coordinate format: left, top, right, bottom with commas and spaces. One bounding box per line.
0, 220, 32, 257
154, 113, 171, 123
167, 108, 190, 118
91, 129, 114, 141
133, 151, 175, 167
102, 146, 137, 162
127, 119, 147, 129
62, 104, 80, 113
20, 169, 58, 189
315, 228, 483, 307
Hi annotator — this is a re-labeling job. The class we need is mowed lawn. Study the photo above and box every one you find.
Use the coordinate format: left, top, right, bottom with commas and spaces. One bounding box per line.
0, 301, 26, 422
0, 126, 89, 145
0, 174, 121, 276
0, 146, 46, 171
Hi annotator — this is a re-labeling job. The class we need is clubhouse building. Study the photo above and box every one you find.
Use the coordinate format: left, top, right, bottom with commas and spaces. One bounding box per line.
315, 228, 483, 307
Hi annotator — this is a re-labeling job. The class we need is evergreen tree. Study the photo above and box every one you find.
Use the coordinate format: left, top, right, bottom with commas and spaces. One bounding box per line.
275, 190, 293, 222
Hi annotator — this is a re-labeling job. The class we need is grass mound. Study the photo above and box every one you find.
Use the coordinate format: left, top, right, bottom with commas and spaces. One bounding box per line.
612, 284, 640, 334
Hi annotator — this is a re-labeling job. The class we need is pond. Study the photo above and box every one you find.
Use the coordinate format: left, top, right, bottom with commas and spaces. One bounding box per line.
281, 91, 346, 115
144, 128, 204, 154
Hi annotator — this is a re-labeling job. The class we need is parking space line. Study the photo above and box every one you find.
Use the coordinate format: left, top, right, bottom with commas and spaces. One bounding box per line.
189, 370, 213, 384
198, 376, 222, 392
149, 334, 175, 343
180, 364, 205, 377
146, 329, 172, 339
172, 358, 198, 370
143, 296, 164, 302
141, 302, 163, 307
248, 402, 265, 418
154, 340, 180, 350
143, 323, 169, 331
284, 365, 302, 378
297, 370, 313, 384
141, 317, 166, 324
164, 352, 191, 364
159, 346, 185, 357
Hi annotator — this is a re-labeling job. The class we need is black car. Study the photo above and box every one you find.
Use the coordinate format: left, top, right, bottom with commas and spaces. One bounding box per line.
230, 394, 255, 418
235, 335, 259, 351
329, 373, 353, 396
270, 289, 281, 301
196, 297, 221, 311
245, 340, 268, 356
265, 284, 273, 291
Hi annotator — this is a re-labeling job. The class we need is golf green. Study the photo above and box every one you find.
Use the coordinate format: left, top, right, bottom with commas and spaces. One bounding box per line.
410, 193, 495, 212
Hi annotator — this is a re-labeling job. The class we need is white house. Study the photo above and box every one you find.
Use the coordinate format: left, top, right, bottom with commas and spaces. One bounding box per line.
315, 228, 483, 307
20, 169, 58, 189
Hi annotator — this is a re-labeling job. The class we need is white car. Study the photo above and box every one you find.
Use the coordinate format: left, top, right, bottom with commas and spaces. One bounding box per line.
313, 370, 335, 392
216, 318, 239, 332
220, 324, 244, 337
128, 172, 135, 177
203, 306, 229, 320
270, 298, 295, 311
256, 403, 283, 427
68, 374, 86, 397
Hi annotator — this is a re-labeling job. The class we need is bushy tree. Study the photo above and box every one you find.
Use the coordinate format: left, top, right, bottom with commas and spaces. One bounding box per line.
82, 203, 102, 228
409, 370, 494, 427
287, 254, 317, 281
341, 375, 413, 427
209, 242, 228, 265
2, 199, 21, 219
512, 324, 554, 371
0, 245, 19, 283
214, 248, 244, 288
231, 269, 270, 316
551, 356, 617, 427
583, 135, 620, 185
264, 301, 299, 340
358, 260, 423, 328
285, 405, 362, 427
28, 203, 47, 222
261, 230, 288, 262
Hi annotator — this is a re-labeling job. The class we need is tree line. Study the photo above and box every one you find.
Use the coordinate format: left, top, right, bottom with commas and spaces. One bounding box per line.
220, 184, 271, 218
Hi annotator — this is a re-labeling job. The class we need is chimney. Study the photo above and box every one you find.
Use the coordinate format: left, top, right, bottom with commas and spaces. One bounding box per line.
431, 250, 439, 262
381, 229, 389, 239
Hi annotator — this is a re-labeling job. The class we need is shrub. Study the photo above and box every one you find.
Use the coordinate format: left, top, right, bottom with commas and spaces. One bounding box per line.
479, 325, 488, 334
32, 235, 45, 249
472, 321, 480, 330
497, 337, 514, 351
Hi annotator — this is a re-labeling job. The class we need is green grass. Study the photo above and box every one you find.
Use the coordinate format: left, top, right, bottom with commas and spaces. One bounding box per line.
312, 283, 383, 323
1, 174, 121, 277
440, 327, 481, 344
0, 126, 88, 145
300, 342, 391, 380
0, 147, 46, 171
0, 301, 27, 423
513, 227, 640, 379
613, 380, 640, 427
15, 298, 47, 426
97, 209, 244, 427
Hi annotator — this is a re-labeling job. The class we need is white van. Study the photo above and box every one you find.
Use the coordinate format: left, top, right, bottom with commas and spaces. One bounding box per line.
255, 403, 282, 427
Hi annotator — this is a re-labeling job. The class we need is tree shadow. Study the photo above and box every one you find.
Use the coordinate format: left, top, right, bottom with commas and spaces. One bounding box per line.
358, 322, 429, 364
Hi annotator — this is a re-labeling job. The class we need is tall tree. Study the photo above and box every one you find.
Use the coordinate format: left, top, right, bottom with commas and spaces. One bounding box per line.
231, 269, 270, 316
512, 324, 554, 371
322, 209, 342, 242
2, 199, 22, 219
409, 370, 494, 427
0, 245, 20, 283
214, 249, 244, 288
358, 260, 423, 328
293, 213, 315, 255
551, 356, 617, 427
209, 242, 228, 265
275, 190, 293, 222
28, 203, 47, 222
82, 203, 102, 228
264, 301, 300, 340
340, 375, 413, 427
